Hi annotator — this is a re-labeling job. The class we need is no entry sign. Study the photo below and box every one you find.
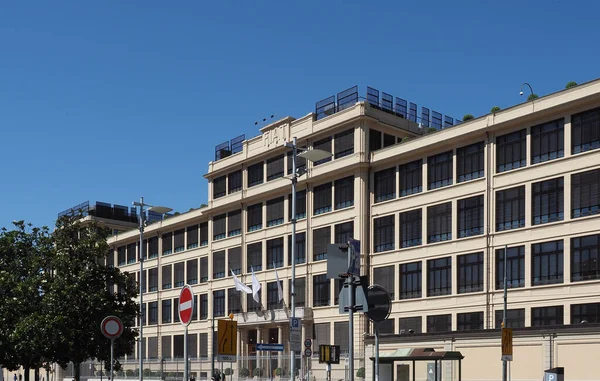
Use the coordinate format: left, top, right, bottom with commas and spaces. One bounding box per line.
101, 316, 124, 339
179, 285, 194, 326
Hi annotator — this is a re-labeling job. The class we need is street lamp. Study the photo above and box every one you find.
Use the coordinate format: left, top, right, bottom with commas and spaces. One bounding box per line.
132, 197, 172, 381
284, 138, 332, 381
520, 82, 534, 98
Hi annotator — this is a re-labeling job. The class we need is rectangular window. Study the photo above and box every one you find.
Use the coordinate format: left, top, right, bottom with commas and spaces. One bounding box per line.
148, 268, 158, 292
428, 151, 453, 190
228, 288, 242, 314
199, 294, 208, 320
148, 301, 158, 325
148, 237, 159, 258
495, 309, 526, 328
173, 299, 179, 323
313, 274, 330, 307
374, 215, 395, 252
213, 290, 225, 317
188, 333, 197, 359
213, 175, 226, 199
127, 243, 137, 263
288, 232, 306, 265
313, 183, 332, 215
496, 186, 526, 231
313, 227, 330, 261
267, 281, 283, 309
399, 159, 422, 196
247, 288, 261, 312
186, 225, 198, 249
427, 202, 452, 243
369, 129, 382, 152
213, 251, 225, 279
457, 312, 483, 331
186, 259, 198, 285
571, 234, 600, 282
457, 141, 484, 182
399, 317, 422, 334
287, 150, 306, 176
192, 295, 198, 321
314, 323, 330, 351
266, 197, 284, 227
200, 257, 208, 283
247, 162, 264, 187
497, 129, 526, 172
532, 240, 563, 286
228, 170, 242, 194
458, 252, 483, 293
531, 119, 564, 163
117, 246, 126, 266
199, 333, 208, 358
313, 137, 332, 165
496, 246, 525, 289
427, 314, 451, 333
427, 257, 452, 296
400, 209, 422, 248
374, 266, 395, 299
228, 210, 241, 237
572, 169, 600, 218
228, 247, 241, 275
162, 299, 172, 324
162, 265, 172, 290
173, 229, 184, 253
288, 190, 307, 220
378, 319, 395, 334
374, 167, 396, 202
200, 222, 208, 246
247, 203, 263, 232
148, 336, 158, 359
162, 336, 171, 359
162, 233, 172, 255
289, 277, 305, 307
334, 322, 349, 353
571, 303, 600, 324
532, 306, 564, 327
267, 238, 284, 269
334, 129, 354, 159
383, 133, 396, 148
335, 221, 354, 245
173, 335, 184, 358
334, 176, 354, 209
572, 107, 600, 154
267, 155, 284, 181
247, 242, 263, 272
213, 214, 226, 240
532, 178, 564, 225
400, 261, 422, 299
458, 195, 484, 238
174, 262, 184, 287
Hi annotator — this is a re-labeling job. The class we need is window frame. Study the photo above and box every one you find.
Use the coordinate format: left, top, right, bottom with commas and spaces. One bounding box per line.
531, 118, 564, 164
457, 141, 484, 182
496, 129, 527, 173
427, 151, 453, 190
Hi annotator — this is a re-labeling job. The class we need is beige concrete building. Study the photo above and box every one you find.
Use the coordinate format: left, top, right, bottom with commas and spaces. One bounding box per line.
105, 81, 600, 381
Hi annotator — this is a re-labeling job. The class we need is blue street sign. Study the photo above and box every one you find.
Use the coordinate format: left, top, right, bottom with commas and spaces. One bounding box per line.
256, 343, 284, 352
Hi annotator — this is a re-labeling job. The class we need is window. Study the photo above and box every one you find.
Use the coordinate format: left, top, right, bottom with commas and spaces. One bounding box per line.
186, 259, 198, 285
571, 303, 600, 324
572, 169, 600, 218
173, 299, 179, 323
117, 246, 125, 266
457, 142, 484, 182
532, 240, 563, 285
497, 129, 526, 172
334, 176, 354, 209
173, 229, 184, 253
192, 295, 198, 321
378, 319, 395, 334
374, 215, 394, 252
213, 290, 225, 317
200, 222, 208, 246
267, 155, 284, 181
199, 294, 208, 320
162, 265, 172, 290
369, 129, 382, 152
213, 251, 225, 279
334, 279, 344, 306
267, 281, 283, 309
427, 257, 452, 296
162, 336, 172, 359
335, 221, 354, 245
247, 242, 263, 272
148, 301, 158, 325
531, 119, 564, 163
532, 178, 564, 224
313, 183, 332, 215
287, 149, 306, 176
213, 176, 226, 199
173, 335, 184, 358
228, 288, 242, 314
427, 314, 451, 333
186, 225, 198, 249
400, 209, 422, 248
383, 133, 396, 148
457, 312, 483, 331
174, 262, 184, 287
247, 203, 263, 232
458, 195, 484, 238
313, 137, 332, 165
572, 107, 600, 154
288, 232, 306, 265
127, 243, 137, 263
400, 262, 421, 299
148, 336, 158, 359
289, 190, 307, 220
428, 151, 453, 190
334, 129, 354, 159
571, 234, 600, 282
374, 266, 395, 299
267, 238, 284, 269
313, 274, 330, 307
199, 333, 208, 358
248, 162, 264, 187
314, 323, 330, 351
226, 247, 241, 276
495, 309, 526, 328
148, 268, 158, 292
266, 197, 284, 227
496, 246, 525, 289
427, 202, 452, 243
374, 168, 396, 202
399, 159, 422, 196
188, 333, 197, 359
313, 227, 330, 261
162, 233, 173, 256
399, 317, 422, 334
532, 306, 564, 327
289, 277, 306, 307
247, 289, 261, 312
162, 299, 172, 324
496, 186, 526, 231
200, 257, 208, 283
334, 322, 349, 353
228, 210, 241, 236
148, 237, 159, 258
228, 170, 242, 194
213, 214, 226, 240
458, 252, 483, 293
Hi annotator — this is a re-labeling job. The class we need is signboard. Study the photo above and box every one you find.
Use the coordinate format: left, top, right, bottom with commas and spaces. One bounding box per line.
501, 328, 513, 361
178, 285, 194, 326
256, 343, 284, 352
347, 238, 360, 276
217, 319, 237, 362
304, 348, 312, 357
338, 276, 369, 314
326, 244, 348, 279
100, 316, 123, 339
365, 284, 392, 323
290, 317, 302, 352
304, 339, 312, 348
427, 363, 441, 381
319, 345, 340, 364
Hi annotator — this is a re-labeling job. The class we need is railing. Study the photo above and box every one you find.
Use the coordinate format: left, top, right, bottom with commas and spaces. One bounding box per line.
58, 201, 172, 224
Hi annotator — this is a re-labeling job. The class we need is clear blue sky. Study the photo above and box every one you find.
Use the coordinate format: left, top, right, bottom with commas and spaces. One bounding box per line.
1, 0, 598, 230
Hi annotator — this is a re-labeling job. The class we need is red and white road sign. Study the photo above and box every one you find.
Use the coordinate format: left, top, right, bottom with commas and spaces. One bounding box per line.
179, 285, 194, 326
101, 316, 124, 339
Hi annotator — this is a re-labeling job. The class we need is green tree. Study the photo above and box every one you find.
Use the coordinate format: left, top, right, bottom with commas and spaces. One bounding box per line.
565, 81, 577, 89
527, 94, 539, 101
462, 114, 474, 121
490, 106, 501, 113
356, 367, 365, 378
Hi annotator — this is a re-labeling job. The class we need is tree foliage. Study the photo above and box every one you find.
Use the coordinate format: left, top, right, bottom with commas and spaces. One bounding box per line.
566, 81, 577, 89
490, 106, 501, 113
462, 114, 474, 121
527, 94, 539, 101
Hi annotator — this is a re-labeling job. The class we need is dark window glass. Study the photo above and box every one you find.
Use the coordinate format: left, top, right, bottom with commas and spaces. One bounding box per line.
247, 203, 263, 232
334, 322, 349, 353
399, 317, 422, 334
427, 314, 451, 333
427, 202, 452, 243
247, 242, 262, 272
228, 247, 241, 275
378, 319, 395, 334
532, 306, 564, 327
162, 233, 172, 255
213, 214, 226, 240
314, 323, 330, 351
457, 141, 484, 182
289, 277, 306, 307
374, 167, 396, 202
313, 274, 330, 307
495, 309, 526, 328
288, 190, 307, 220
496, 246, 525, 289
571, 303, 600, 324
200, 257, 208, 283
162, 265, 172, 290
228, 170, 242, 194
496, 186, 526, 231
399, 159, 422, 197
374, 266, 395, 299
148, 337, 158, 359
267, 238, 284, 269
266, 155, 284, 181
213, 176, 226, 199
400, 209, 422, 248
383, 133, 396, 148
313, 137, 332, 165
335, 176, 354, 209
266, 197, 284, 227
117, 246, 126, 266
369, 129, 382, 152
334, 279, 344, 306
428, 151, 453, 190
228, 288, 242, 314
228, 210, 241, 237
199, 294, 208, 320
572, 107, 600, 154
497, 129, 526, 172
334, 129, 354, 159
247, 287, 261, 311
532, 240, 563, 286
287, 149, 306, 176
531, 119, 564, 163
213, 290, 225, 317
186, 225, 198, 249
148, 237, 159, 258
532, 178, 564, 225
174, 262, 184, 287
213, 251, 225, 279
186, 259, 198, 285
248, 162, 264, 187
148, 268, 158, 292
173, 299, 179, 323
162, 299, 172, 324
127, 243, 137, 263
572, 169, 600, 218
188, 333, 197, 359
571, 234, 600, 282
173, 229, 184, 253
457, 312, 483, 331
162, 335, 172, 359
313, 183, 332, 215
200, 222, 208, 246
288, 232, 306, 265
400, 262, 422, 299
374, 215, 394, 252
335, 222, 354, 245
427, 257, 452, 296
192, 295, 198, 321
199, 333, 208, 358
267, 281, 283, 309
148, 301, 158, 325
458, 252, 483, 293
173, 335, 184, 358
313, 227, 330, 261
458, 195, 484, 238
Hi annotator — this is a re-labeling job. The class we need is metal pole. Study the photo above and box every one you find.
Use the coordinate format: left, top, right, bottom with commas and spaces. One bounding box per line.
211, 316, 215, 380
290, 136, 297, 381
184, 326, 188, 381
502, 244, 508, 381
110, 339, 114, 381
347, 274, 354, 381
139, 197, 145, 381
268, 350, 272, 381
374, 323, 379, 381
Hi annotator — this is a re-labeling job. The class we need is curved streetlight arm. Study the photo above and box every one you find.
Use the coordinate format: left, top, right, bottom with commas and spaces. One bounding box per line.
520, 82, 534, 97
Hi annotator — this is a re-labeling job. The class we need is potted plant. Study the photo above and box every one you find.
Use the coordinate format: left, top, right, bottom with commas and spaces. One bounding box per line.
252, 368, 263, 378
356, 367, 365, 379
462, 114, 474, 121
274, 368, 286, 377
566, 81, 577, 89
238, 368, 250, 379
490, 106, 501, 114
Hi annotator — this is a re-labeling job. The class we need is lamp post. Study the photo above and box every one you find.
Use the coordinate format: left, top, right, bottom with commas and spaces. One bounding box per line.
502, 244, 508, 381
520, 82, 534, 99
283, 139, 332, 381
133, 197, 172, 381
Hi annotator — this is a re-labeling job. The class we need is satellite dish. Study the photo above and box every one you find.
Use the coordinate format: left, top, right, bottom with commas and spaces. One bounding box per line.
365, 284, 391, 323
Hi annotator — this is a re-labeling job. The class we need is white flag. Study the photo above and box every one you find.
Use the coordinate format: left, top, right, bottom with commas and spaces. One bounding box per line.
273, 263, 283, 302
251, 266, 262, 303
231, 270, 252, 294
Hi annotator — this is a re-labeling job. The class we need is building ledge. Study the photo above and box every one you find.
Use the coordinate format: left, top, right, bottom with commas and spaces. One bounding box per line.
234, 307, 312, 325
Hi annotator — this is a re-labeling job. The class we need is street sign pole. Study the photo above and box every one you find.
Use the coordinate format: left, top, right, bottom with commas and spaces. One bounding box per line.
179, 285, 194, 381
110, 338, 114, 381
184, 325, 188, 381
101, 316, 123, 381
502, 244, 508, 381
374, 323, 379, 381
